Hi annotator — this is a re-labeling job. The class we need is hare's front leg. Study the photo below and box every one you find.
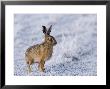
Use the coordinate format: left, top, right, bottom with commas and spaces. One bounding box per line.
38, 59, 45, 72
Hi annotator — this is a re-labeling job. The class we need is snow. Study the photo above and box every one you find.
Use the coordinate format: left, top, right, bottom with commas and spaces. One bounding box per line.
14, 14, 97, 76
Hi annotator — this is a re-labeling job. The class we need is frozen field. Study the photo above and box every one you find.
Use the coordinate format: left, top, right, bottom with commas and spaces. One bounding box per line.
14, 14, 97, 76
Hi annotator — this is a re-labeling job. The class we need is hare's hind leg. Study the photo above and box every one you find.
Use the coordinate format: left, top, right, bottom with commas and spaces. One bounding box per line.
26, 57, 32, 73
38, 59, 45, 72
27, 61, 32, 73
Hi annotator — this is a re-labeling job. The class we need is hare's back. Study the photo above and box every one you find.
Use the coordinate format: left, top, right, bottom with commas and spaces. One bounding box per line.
26, 44, 40, 54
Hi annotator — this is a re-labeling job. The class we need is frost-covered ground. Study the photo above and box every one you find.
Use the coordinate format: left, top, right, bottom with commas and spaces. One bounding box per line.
14, 14, 97, 76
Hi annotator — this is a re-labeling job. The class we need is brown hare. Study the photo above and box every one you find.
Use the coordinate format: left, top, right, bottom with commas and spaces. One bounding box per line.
25, 25, 57, 72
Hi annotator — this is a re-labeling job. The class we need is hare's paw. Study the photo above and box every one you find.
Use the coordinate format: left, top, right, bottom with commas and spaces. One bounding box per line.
38, 65, 45, 72
40, 68, 45, 72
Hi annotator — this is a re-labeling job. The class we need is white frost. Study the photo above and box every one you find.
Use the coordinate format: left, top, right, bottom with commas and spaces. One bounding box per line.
14, 14, 97, 76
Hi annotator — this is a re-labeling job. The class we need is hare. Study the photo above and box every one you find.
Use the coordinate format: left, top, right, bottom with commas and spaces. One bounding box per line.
25, 25, 57, 72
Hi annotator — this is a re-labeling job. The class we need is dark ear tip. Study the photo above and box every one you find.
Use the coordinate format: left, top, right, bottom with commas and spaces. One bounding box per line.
42, 25, 45, 27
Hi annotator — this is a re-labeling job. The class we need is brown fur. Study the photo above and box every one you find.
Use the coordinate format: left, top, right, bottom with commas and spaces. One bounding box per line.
25, 25, 57, 72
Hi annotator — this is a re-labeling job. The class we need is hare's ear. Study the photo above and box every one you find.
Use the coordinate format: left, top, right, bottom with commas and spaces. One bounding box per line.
42, 26, 47, 34
47, 25, 52, 35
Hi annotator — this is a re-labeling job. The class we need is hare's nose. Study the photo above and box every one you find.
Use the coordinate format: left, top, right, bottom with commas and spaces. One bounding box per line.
54, 41, 57, 45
